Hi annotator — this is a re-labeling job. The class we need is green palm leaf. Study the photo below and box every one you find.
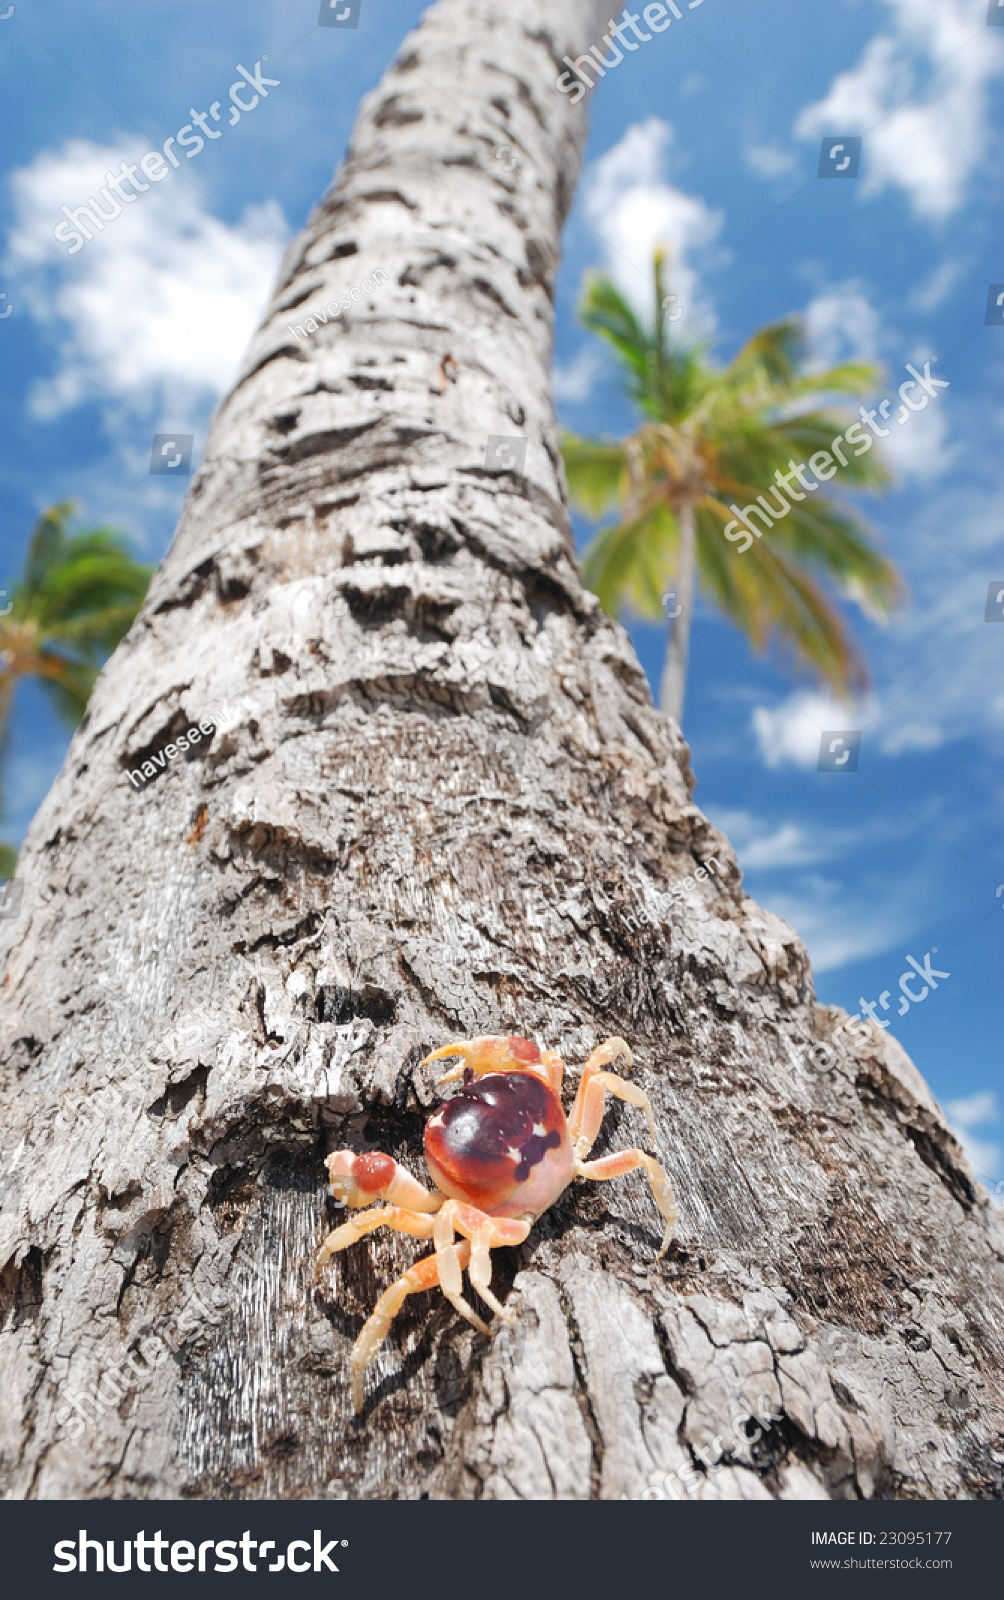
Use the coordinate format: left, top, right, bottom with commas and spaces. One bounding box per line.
0, 502, 153, 849
562, 251, 902, 721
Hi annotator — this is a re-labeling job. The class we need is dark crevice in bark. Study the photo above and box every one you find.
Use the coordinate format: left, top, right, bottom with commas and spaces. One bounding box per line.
555, 1275, 603, 1498
902, 1122, 977, 1209
0, 1247, 47, 1332
148, 556, 215, 615
148, 1064, 211, 1121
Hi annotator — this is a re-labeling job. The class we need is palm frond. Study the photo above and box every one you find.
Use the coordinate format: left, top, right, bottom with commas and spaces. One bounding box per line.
581, 503, 675, 620
566, 250, 904, 712
562, 435, 629, 518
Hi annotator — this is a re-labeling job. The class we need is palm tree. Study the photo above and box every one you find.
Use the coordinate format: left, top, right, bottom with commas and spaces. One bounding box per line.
562, 252, 901, 724
0, 501, 152, 868
2, 0, 997, 1506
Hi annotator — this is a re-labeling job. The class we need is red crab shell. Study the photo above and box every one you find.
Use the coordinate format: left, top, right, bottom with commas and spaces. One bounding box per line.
425, 1065, 574, 1219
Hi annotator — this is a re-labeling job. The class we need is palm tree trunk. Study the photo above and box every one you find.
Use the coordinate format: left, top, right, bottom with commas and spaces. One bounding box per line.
659, 499, 696, 725
0, 678, 13, 753
1, 0, 1002, 1503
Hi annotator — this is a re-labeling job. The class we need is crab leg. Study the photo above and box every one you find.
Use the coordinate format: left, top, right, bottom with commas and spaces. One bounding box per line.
567, 1037, 658, 1157
575, 1148, 677, 1257
448, 1203, 530, 1322
314, 1204, 436, 1280
349, 1242, 472, 1414
422, 1036, 564, 1094
432, 1201, 491, 1336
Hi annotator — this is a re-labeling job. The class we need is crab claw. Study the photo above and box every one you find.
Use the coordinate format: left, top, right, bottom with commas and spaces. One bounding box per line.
421, 1034, 543, 1085
324, 1150, 441, 1212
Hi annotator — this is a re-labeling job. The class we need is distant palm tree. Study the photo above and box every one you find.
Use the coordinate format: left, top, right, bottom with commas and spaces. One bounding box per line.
0, 502, 153, 871
562, 252, 902, 724
0, 810, 16, 880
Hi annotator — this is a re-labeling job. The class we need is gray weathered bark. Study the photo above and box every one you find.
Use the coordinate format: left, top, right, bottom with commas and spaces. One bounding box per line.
1, 0, 1003, 1502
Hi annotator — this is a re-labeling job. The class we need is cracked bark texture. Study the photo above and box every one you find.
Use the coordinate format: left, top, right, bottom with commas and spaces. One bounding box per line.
2, 0, 1003, 1503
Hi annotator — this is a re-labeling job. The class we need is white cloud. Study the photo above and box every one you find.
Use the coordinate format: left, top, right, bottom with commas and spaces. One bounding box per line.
796, 0, 1004, 219
703, 805, 921, 969
752, 691, 875, 770
804, 290, 881, 370
879, 384, 958, 483
909, 259, 961, 314
946, 1090, 998, 1129
879, 720, 946, 753
580, 118, 723, 324
707, 810, 825, 870
744, 142, 798, 181
793, 289, 958, 482
552, 347, 604, 405
764, 881, 915, 972
6, 138, 287, 426
945, 1091, 1000, 1187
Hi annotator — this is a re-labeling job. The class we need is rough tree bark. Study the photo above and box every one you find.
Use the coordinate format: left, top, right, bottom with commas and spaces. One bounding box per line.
1, 0, 1002, 1503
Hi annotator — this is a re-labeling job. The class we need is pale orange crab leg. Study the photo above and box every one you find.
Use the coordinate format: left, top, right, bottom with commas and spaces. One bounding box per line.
432, 1201, 491, 1335
449, 1202, 530, 1322
349, 1241, 472, 1414
421, 1035, 563, 1093
567, 1037, 658, 1158
421, 1037, 507, 1083
314, 1204, 436, 1281
575, 1148, 677, 1257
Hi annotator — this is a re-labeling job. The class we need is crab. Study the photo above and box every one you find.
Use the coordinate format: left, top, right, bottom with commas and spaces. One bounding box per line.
315, 1034, 677, 1413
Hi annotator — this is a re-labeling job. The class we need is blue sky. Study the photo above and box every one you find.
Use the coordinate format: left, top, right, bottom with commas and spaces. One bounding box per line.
1, 0, 1001, 1190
